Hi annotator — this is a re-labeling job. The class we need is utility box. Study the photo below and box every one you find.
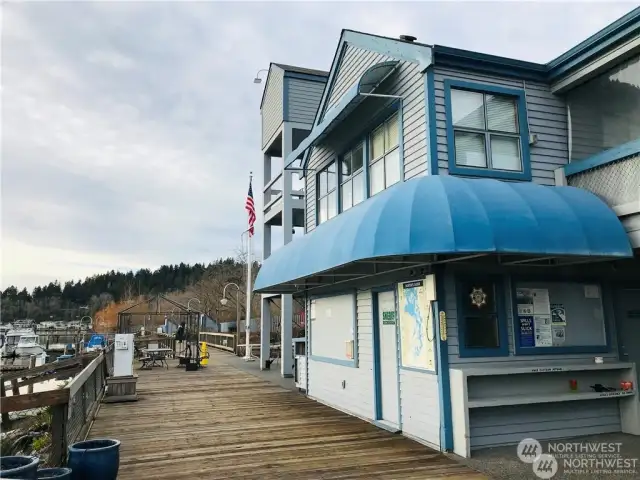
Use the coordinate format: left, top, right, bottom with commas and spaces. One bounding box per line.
105, 333, 138, 403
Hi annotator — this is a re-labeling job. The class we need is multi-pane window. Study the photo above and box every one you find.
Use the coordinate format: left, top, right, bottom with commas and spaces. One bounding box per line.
450, 89, 522, 172
340, 143, 365, 211
369, 113, 401, 196
316, 161, 337, 225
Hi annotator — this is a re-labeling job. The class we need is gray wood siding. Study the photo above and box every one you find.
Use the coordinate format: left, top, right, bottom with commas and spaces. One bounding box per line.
306, 45, 427, 233
261, 67, 284, 149
469, 401, 620, 449
399, 370, 441, 448
432, 67, 568, 186
443, 266, 622, 449
286, 78, 325, 126
307, 290, 376, 420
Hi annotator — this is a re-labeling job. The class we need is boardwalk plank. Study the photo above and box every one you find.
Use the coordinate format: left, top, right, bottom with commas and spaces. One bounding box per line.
90, 351, 487, 479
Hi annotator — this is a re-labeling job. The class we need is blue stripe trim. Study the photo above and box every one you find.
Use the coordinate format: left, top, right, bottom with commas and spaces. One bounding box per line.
283, 71, 329, 83
443, 79, 532, 182
426, 67, 438, 176
434, 269, 452, 451
564, 138, 640, 176
309, 355, 357, 367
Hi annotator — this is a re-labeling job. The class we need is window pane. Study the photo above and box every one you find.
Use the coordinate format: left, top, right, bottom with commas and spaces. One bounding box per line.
369, 159, 385, 196
341, 181, 353, 211
464, 315, 500, 349
370, 125, 385, 160
451, 89, 485, 130
454, 131, 487, 168
385, 113, 399, 151
341, 152, 352, 178
384, 149, 400, 187
327, 162, 337, 191
352, 143, 364, 172
318, 170, 327, 196
491, 135, 522, 171
327, 191, 337, 219
352, 172, 364, 205
318, 197, 328, 224
486, 95, 518, 133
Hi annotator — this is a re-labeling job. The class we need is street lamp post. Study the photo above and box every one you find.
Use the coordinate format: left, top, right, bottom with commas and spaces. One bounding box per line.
220, 283, 241, 345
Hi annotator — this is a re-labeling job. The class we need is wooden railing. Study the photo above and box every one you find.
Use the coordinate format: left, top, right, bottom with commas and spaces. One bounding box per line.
0, 346, 114, 466
199, 332, 237, 353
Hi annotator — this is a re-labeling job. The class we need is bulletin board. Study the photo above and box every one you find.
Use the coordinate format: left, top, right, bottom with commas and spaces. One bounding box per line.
310, 294, 356, 361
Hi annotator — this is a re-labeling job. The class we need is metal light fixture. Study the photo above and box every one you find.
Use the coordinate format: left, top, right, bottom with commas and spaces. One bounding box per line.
253, 69, 268, 84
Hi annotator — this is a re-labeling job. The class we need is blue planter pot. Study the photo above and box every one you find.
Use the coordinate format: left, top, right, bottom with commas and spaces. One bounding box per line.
0, 456, 39, 479
37, 468, 71, 480
67, 439, 120, 480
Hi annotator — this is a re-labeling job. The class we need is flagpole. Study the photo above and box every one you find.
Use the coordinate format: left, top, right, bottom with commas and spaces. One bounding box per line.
245, 172, 254, 362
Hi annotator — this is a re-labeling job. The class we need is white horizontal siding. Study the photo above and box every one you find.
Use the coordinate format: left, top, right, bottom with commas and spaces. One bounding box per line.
432, 67, 568, 186
307, 290, 375, 420
261, 67, 284, 149
399, 369, 441, 448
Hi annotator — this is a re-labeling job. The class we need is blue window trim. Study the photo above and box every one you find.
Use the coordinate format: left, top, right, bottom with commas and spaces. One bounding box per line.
443, 79, 532, 181
434, 268, 452, 451
510, 276, 612, 356
371, 285, 401, 425
314, 159, 338, 227
425, 67, 439, 176
308, 290, 359, 368
456, 274, 510, 358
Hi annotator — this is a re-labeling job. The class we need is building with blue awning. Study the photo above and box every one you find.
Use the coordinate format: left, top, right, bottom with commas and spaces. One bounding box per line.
255, 9, 640, 458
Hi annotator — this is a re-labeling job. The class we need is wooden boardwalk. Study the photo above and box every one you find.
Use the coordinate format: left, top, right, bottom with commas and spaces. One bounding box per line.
90, 351, 487, 479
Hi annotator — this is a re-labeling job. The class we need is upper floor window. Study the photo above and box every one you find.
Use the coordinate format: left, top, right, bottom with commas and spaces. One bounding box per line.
316, 161, 337, 225
369, 113, 401, 196
340, 143, 364, 211
444, 80, 531, 181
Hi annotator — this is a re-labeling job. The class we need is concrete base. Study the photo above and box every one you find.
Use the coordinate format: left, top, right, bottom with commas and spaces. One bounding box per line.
104, 375, 139, 403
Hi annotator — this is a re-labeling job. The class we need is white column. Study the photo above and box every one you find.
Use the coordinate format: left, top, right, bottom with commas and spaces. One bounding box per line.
260, 153, 272, 369
281, 124, 294, 377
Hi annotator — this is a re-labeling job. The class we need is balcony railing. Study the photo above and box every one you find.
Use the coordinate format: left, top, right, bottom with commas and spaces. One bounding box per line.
564, 140, 640, 212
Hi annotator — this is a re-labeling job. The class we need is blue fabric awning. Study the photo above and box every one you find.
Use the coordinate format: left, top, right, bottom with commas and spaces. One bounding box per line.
254, 176, 633, 293
284, 60, 400, 170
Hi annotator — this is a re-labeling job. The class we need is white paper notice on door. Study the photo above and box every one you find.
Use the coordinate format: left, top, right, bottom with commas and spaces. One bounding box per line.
584, 285, 600, 299
534, 315, 553, 347
532, 289, 551, 315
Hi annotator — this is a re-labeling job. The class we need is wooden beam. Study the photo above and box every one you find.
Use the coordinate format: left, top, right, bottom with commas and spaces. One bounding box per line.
67, 354, 104, 398
15, 366, 83, 390
1, 354, 96, 383
0, 388, 69, 414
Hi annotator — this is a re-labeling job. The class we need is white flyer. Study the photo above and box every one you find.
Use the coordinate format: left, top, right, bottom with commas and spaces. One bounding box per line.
532, 289, 551, 315
534, 315, 553, 347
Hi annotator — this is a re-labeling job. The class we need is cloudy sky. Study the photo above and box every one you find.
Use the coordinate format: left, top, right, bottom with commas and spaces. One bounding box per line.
1, 1, 636, 290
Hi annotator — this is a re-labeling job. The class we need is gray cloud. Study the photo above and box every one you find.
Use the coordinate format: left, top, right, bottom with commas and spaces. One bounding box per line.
2, 1, 636, 288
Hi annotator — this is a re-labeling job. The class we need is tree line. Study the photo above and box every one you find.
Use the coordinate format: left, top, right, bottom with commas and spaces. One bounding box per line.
1, 259, 256, 324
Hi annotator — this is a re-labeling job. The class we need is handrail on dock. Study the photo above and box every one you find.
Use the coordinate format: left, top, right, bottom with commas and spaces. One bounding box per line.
0, 345, 114, 466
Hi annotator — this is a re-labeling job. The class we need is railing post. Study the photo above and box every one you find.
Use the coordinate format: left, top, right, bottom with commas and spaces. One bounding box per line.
50, 402, 68, 466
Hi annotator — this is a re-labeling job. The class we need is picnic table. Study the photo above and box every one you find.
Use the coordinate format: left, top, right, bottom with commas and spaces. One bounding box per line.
139, 347, 172, 370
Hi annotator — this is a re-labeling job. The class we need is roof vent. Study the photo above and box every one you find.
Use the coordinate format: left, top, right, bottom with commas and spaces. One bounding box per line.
399, 35, 417, 43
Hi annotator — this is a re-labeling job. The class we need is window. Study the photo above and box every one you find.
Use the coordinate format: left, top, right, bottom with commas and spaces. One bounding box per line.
340, 143, 365, 211
567, 54, 640, 161
369, 113, 401, 196
457, 277, 508, 357
309, 293, 358, 367
445, 80, 530, 181
316, 161, 337, 225
513, 281, 608, 355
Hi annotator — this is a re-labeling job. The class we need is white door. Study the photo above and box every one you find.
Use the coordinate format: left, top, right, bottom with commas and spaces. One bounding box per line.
378, 290, 400, 426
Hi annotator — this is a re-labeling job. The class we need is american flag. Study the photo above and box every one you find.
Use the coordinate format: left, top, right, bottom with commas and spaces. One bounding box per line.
245, 179, 256, 237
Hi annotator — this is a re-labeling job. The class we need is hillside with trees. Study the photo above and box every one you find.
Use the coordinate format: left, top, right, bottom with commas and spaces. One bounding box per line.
1, 258, 267, 327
